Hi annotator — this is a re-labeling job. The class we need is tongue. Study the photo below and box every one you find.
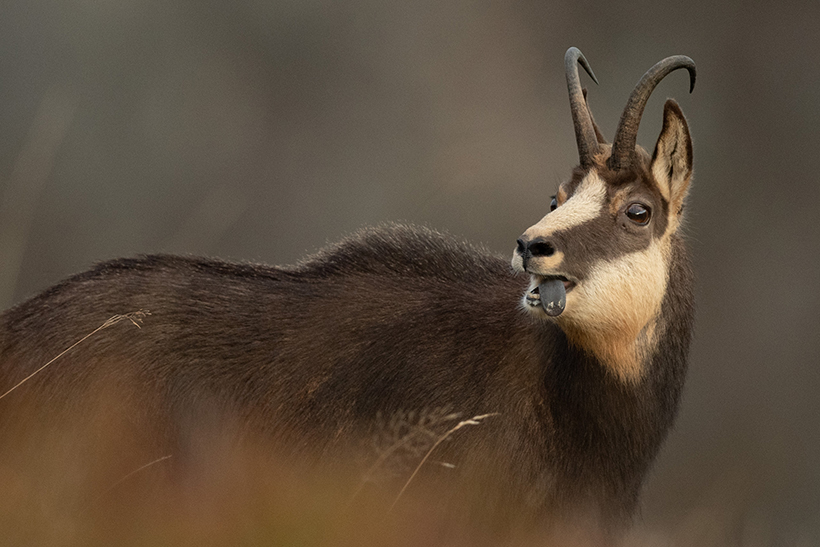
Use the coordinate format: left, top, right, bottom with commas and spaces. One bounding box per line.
538, 279, 566, 317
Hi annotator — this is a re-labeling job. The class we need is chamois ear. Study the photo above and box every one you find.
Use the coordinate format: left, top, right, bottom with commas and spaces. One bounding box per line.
651, 99, 693, 216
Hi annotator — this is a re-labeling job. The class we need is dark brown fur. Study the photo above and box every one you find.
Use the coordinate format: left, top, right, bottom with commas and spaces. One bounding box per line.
0, 223, 693, 531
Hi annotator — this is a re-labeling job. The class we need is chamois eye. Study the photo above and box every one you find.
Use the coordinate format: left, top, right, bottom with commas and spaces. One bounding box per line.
626, 203, 651, 225
550, 196, 558, 211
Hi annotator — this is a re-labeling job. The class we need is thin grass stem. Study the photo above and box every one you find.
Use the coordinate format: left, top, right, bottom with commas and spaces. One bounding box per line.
389, 412, 498, 513
0, 310, 148, 401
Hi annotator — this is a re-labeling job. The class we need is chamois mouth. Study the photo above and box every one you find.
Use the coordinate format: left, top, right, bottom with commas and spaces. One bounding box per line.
526, 275, 576, 317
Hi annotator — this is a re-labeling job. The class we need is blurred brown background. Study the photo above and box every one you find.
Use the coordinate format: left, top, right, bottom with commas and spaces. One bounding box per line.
0, 0, 818, 544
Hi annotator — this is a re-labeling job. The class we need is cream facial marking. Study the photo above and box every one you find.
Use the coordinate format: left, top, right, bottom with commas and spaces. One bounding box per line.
523, 171, 607, 241
559, 237, 671, 382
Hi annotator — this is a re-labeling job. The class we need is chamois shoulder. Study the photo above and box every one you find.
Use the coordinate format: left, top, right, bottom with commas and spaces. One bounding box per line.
291, 223, 510, 282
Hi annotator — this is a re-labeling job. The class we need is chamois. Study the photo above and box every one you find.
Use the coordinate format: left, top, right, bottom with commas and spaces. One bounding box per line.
0, 48, 696, 535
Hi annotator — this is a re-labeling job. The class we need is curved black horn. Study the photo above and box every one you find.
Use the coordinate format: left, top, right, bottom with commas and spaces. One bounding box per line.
607, 56, 696, 171
565, 47, 600, 169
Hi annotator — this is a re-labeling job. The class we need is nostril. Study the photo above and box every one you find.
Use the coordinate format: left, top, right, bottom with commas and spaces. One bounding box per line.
529, 241, 556, 257
516, 238, 527, 255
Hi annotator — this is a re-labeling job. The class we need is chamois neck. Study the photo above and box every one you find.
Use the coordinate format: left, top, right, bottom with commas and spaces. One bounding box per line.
542, 236, 694, 519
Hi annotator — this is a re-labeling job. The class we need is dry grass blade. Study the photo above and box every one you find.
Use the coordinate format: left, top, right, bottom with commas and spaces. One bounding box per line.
0, 310, 149, 401
93, 454, 173, 503
349, 408, 460, 505
389, 412, 499, 513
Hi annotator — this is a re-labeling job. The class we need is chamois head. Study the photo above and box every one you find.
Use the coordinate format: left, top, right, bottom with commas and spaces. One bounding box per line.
512, 48, 696, 382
